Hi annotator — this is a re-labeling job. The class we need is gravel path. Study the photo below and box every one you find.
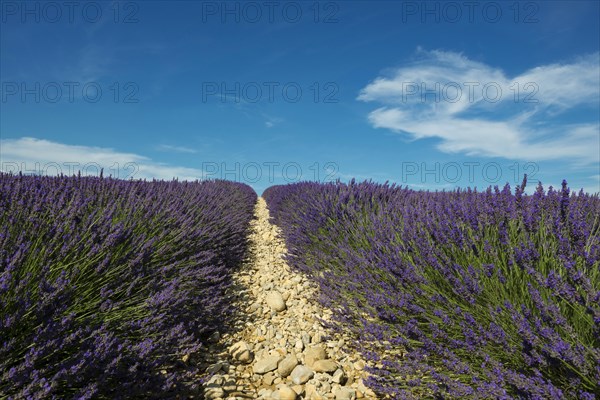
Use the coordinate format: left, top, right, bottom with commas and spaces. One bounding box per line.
202, 198, 378, 400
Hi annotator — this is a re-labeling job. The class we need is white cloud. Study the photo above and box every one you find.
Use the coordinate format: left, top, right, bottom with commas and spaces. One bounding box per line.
358, 49, 600, 164
156, 144, 198, 154
0, 137, 205, 181
516, 53, 600, 111
264, 115, 283, 128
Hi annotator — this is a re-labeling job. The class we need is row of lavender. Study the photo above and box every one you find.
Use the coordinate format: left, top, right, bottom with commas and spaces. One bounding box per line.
0, 173, 257, 399
263, 178, 600, 399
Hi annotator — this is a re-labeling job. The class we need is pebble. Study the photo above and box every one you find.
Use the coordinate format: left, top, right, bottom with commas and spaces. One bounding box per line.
253, 355, 281, 374
313, 359, 338, 373
205, 385, 225, 399
353, 360, 366, 371
230, 341, 254, 364
266, 290, 287, 312
294, 339, 304, 352
290, 365, 314, 385
277, 354, 299, 377
278, 385, 298, 400
305, 346, 327, 368
332, 369, 346, 384
263, 371, 276, 386
206, 362, 224, 375
334, 387, 357, 400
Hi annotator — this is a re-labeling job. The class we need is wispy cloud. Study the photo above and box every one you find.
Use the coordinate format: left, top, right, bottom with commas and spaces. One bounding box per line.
264, 115, 284, 128
155, 144, 198, 154
358, 49, 600, 164
53, 42, 115, 85
1, 137, 205, 181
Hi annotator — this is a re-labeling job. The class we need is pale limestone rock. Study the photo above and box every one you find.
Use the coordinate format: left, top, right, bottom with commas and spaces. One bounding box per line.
305, 345, 327, 367
290, 365, 314, 385
313, 359, 338, 373
266, 291, 286, 312
277, 354, 299, 377
253, 355, 281, 374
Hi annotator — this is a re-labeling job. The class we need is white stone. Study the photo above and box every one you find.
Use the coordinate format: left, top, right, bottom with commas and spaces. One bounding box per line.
305, 346, 327, 367
334, 387, 356, 400
204, 384, 225, 399
313, 359, 338, 373
254, 355, 281, 374
332, 369, 346, 384
206, 362, 224, 374
290, 365, 314, 385
277, 354, 299, 377
353, 360, 365, 371
278, 385, 297, 400
266, 291, 286, 312
229, 341, 254, 364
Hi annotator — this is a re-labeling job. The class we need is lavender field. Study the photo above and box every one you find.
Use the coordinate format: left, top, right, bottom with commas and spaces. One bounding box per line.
0, 173, 256, 399
264, 178, 600, 399
2, 173, 599, 399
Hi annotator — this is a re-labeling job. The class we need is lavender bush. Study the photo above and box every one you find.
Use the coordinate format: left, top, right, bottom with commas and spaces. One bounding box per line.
0, 173, 256, 399
264, 178, 599, 399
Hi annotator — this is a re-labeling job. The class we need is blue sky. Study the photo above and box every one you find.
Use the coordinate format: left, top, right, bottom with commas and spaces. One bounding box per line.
1, 0, 599, 194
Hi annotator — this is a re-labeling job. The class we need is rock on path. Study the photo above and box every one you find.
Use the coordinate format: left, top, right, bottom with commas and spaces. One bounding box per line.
201, 198, 379, 399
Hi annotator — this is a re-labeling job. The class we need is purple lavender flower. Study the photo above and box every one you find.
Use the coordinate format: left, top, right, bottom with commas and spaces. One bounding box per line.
264, 179, 600, 398
1, 173, 257, 398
